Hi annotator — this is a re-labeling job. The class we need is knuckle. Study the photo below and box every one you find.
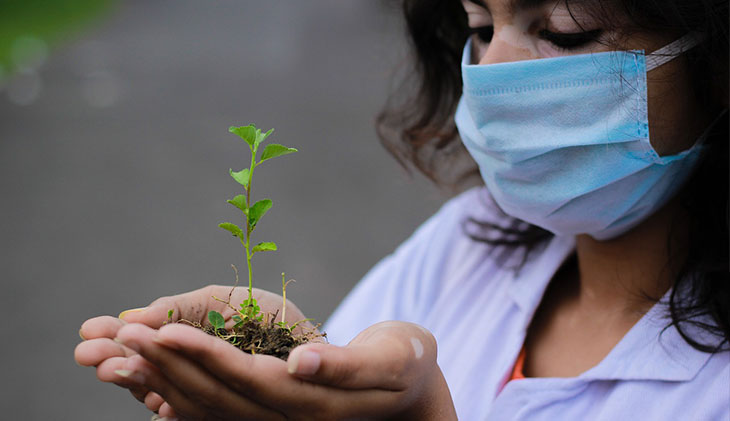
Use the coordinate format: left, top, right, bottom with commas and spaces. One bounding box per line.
381, 336, 420, 389
328, 356, 357, 387
190, 384, 225, 410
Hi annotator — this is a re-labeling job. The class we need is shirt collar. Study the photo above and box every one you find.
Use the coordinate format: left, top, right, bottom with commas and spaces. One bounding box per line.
580, 293, 716, 382
508, 234, 716, 383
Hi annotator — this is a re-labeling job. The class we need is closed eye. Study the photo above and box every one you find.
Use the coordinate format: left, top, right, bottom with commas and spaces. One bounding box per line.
469, 26, 494, 44
538, 29, 603, 50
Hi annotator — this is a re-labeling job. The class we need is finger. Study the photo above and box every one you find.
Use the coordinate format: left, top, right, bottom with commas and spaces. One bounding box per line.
144, 391, 165, 413
128, 386, 149, 404
96, 356, 132, 383
117, 323, 286, 421
156, 401, 177, 419
153, 323, 285, 399
119, 285, 239, 327
75, 338, 135, 366
287, 321, 437, 390
152, 323, 409, 419
119, 286, 314, 330
93, 356, 154, 404
80, 316, 127, 340
119, 354, 210, 421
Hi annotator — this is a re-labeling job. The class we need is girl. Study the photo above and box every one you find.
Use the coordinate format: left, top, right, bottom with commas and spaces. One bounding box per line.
76, 0, 729, 419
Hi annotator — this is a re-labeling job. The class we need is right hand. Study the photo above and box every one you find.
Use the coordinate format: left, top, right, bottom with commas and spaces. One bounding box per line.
74, 285, 317, 414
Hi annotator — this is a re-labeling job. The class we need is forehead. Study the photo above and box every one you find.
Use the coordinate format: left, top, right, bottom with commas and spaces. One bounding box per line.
466, 0, 554, 11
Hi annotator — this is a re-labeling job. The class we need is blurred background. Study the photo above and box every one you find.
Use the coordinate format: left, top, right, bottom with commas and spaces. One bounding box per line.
0, 0, 451, 419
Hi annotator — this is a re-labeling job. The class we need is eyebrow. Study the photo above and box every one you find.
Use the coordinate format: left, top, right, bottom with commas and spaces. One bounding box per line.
466, 0, 552, 12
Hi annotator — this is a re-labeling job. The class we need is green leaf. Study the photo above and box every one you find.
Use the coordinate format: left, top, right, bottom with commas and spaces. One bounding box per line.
241, 298, 258, 309
208, 311, 225, 330
231, 314, 243, 328
227, 194, 248, 213
248, 199, 272, 229
240, 298, 261, 319
252, 242, 277, 253
229, 125, 257, 147
229, 168, 250, 189
260, 144, 297, 162
218, 222, 243, 238
254, 128, 274, 148
167, 309, 174, 319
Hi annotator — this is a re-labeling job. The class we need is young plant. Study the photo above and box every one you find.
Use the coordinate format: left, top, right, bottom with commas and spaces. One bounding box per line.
212, 124, 297, 327
167, 123, 319, 359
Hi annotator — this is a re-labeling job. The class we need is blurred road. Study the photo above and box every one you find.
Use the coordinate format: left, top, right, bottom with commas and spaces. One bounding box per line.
0, 1, 449, 419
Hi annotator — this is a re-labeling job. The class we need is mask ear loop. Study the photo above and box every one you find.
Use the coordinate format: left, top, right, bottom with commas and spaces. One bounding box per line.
645, 32, 704, 71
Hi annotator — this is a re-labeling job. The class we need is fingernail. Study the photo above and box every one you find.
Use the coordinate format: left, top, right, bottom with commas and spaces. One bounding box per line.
151, 414, 177, 421
288, 349, 320, 376
114, 369, 145, 383
118, 307, 146, 320
79, 329, 86, 340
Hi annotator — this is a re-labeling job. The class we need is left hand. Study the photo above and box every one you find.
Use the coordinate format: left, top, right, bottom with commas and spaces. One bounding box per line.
114, 320, 457, 420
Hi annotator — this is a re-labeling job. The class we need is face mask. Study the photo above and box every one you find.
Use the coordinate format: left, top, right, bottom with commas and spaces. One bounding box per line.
455, 34, 706, 240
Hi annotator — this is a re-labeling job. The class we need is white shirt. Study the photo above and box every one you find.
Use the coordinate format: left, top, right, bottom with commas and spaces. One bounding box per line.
325, 187, 729, 420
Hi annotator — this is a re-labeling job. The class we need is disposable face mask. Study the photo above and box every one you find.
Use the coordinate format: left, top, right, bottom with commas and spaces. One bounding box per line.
455, 34, 705, 240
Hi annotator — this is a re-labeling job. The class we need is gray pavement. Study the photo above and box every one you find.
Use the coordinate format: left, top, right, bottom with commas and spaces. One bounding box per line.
0, 1, 450, 419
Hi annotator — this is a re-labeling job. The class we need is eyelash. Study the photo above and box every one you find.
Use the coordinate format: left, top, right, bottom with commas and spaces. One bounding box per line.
469, 26, 494, 44
539, 28, 603, 50
469, 26, 602, 50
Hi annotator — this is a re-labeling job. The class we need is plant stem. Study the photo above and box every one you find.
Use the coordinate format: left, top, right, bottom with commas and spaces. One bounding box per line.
243, 143, 258, 316
281, 272, 286, 324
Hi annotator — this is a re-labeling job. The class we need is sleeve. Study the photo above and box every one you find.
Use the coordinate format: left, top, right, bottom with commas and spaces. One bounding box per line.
323, 188, 483, 346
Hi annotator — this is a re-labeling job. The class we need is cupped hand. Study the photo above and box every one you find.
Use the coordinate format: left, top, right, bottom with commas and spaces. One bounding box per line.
75, 285, 315, 415
113, 319, 457, 420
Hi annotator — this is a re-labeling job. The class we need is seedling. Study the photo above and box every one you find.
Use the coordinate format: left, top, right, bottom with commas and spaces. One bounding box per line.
215, 124, 295, 323
172, 124, 321, 360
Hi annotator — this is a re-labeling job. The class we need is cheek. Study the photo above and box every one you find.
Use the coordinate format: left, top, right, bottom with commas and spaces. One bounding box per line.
471, 39, 489, 64
646, 60, 708, 155
535, 40, 563, 58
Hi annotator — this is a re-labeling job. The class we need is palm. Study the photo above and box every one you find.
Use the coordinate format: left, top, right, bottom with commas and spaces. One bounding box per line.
75, 285, 319, 415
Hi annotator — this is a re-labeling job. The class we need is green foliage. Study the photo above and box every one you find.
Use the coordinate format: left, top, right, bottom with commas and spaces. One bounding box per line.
229, 168, 250, 189
208, 310, 225, 330
252, 242, 277, 253
248, 199, 272, 230
261, 144, 298, 162
240, 298, 262, 321
218, 124, 298, 325
164, 308, 174, 325
0, 0, 114, 76
255, 128, 274, 148
229, 125, 257, 147
227, 195, 248, 213
218, 222, 243, 239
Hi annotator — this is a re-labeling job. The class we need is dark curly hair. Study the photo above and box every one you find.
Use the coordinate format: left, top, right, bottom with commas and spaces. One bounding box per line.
376, 0, 729, 352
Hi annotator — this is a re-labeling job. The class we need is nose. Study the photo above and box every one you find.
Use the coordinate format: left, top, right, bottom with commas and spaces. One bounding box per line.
476, 28, 536, 65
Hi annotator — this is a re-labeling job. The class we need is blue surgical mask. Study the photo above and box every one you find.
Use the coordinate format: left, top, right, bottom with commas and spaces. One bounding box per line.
455, 34, 707, 240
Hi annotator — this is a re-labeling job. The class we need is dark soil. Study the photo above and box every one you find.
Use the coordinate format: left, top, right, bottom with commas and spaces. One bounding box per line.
180, 317, 320, 361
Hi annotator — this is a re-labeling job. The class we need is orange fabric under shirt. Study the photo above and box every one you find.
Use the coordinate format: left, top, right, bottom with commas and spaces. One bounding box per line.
509, 347, 526, 381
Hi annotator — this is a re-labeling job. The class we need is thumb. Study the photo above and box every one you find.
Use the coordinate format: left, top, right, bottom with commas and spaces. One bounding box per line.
118, 296, 181, 328
117, 285, 221, 327
286, 321, 436, 391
